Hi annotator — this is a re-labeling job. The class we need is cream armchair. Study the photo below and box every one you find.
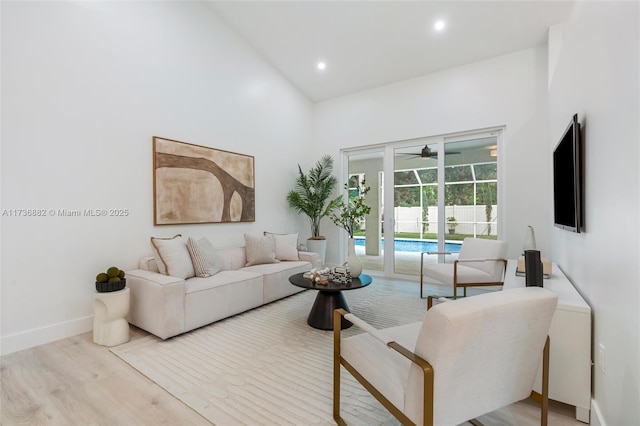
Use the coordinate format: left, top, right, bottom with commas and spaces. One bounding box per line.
420, 237, 508, 307
333, 287, 558, 426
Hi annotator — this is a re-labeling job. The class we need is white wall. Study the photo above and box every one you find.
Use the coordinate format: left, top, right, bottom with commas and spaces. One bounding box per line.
548, 2, 639, 424
1, 1, 313, 354
314, 47, 551, 265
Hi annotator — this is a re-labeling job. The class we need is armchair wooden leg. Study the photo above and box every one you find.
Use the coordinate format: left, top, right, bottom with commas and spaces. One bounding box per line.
427, 296, 433, 309
541, 336, 550, 426
529, 336, 551, 426
333, 310, 343, 425
420, 253, 426, 299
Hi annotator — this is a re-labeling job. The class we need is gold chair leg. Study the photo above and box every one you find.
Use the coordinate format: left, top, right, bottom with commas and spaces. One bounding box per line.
541, 336, 550, 426
420, 252, 427, 299
333, 309, 345, 425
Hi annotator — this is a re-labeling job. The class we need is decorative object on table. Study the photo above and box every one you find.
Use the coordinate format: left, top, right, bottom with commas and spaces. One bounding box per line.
516, 226, 552, 278
331, 179, 371, 278
95, 266, 127, 293
523, 225, 537, 251
524, 250, 544, 287
286, 155, 341, 263
303, 266, 352, 285
153, 136, 255, 225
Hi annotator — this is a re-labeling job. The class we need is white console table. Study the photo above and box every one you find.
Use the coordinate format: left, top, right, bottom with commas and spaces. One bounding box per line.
504, 260, 591, 423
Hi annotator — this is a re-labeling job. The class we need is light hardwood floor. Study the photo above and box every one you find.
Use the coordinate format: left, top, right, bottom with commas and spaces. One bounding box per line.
1, 280, 587, 426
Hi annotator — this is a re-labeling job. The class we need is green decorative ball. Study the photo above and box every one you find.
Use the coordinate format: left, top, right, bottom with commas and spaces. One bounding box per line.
107, 267, 120, 278
108, 277, 121, 284
96, 273, 109, 283
118, 270, 125, 279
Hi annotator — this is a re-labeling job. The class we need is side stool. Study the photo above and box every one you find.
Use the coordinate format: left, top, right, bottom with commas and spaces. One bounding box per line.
93, 287, 130, 346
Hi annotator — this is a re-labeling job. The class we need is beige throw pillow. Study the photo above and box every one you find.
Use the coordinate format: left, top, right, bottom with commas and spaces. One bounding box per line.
264, 232, 299, 261
150, 234, 195, 279
187, 237, 223, 278
244, 233, 279, 266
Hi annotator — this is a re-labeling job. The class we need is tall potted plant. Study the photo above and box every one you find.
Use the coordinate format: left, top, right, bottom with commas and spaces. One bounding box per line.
331, 179, 371, 277
286, 155, 341, 263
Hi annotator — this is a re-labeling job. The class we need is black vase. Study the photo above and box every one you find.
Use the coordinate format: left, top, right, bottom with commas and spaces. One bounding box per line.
524, 250, 543, 287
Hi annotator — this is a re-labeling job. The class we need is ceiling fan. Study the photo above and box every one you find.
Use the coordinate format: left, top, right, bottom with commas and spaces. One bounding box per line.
399, 145, 460, 159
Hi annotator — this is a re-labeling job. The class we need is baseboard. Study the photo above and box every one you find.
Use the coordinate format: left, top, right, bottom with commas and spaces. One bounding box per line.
590, 398, 606, 426
1, 315, 93, 356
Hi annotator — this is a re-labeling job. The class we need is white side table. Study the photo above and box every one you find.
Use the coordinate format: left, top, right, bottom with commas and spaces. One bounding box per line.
93, 287, 130, 346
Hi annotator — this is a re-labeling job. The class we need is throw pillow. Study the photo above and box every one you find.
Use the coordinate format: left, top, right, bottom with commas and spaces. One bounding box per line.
187, 237, 223, 278
244, 233, 279, 266
264, 232, 299, 261
150, 234, 195, 279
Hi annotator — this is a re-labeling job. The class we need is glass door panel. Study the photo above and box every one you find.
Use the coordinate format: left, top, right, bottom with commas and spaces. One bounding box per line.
443, 137, 498, 249
347, 151, 383, 273
393, 143, 441, 275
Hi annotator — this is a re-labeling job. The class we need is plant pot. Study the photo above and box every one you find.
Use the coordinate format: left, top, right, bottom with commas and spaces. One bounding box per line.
306, 238, 327, 265
96, 278, 126, 293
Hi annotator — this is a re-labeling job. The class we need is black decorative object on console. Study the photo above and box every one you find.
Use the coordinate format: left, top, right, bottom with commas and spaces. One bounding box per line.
524, 250, 543, 287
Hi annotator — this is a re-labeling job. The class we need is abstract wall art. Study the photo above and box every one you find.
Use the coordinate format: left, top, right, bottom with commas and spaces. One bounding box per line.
153, 137, 255, 225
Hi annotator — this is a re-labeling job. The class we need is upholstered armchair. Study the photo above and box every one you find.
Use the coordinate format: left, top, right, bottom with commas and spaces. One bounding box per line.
333, 287, 558, 426
420, 237, 508, 307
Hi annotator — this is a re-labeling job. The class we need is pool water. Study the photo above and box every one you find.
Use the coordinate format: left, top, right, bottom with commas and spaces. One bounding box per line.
354, 237, 462, 253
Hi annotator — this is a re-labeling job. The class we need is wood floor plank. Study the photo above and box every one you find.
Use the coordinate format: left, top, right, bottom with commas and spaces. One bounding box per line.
1, 330, 209, 425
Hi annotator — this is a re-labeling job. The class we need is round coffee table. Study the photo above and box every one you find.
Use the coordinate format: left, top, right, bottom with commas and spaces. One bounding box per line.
289, 272, 372, 330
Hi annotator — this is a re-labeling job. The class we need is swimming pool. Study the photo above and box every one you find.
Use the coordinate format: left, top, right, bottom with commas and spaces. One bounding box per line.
354, 237, 462, 253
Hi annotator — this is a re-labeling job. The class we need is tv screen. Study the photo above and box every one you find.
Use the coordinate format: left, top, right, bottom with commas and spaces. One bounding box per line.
553, 114, 582, 232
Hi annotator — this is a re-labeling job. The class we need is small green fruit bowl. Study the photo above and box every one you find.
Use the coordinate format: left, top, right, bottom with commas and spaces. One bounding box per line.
95, 278, 126, 293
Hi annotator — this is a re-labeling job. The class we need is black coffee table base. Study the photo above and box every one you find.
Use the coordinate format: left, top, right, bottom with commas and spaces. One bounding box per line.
288, 273, 372, 331
308, 291, 352, 330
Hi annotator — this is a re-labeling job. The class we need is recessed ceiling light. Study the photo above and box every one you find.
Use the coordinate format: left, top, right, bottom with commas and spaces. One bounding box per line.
317, 61, 327, 71
434, 20, 446, 31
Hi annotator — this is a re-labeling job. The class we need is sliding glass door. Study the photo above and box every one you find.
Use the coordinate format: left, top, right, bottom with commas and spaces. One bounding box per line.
342, 129, 500, 278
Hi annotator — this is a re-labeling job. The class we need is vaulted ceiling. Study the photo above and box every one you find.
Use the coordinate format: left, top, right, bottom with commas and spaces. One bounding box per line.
208, 1, 575, 101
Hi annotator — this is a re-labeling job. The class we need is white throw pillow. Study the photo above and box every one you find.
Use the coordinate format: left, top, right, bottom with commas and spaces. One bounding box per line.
264, 232, 299, 261
244, 233, 279, 266
187, 237, 223, 278
150, 234, 195, 279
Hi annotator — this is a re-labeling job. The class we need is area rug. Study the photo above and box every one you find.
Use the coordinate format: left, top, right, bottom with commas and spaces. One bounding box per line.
111, 282, 428, 425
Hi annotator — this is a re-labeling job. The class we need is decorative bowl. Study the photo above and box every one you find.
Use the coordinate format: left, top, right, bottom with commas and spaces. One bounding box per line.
95, 278, 126, 293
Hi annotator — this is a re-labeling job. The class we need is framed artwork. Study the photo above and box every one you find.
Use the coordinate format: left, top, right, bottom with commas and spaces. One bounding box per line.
153, 136, 255, 225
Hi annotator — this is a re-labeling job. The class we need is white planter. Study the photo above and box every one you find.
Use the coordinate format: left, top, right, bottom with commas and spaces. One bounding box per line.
306, 238, 326, 265
346, 238, 362, 278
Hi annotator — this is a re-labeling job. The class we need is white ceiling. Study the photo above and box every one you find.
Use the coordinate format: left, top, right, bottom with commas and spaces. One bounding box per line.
207, 1, 574, 102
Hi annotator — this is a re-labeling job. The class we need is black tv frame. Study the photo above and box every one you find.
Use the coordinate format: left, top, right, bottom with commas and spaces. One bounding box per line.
553, 113, 583, 233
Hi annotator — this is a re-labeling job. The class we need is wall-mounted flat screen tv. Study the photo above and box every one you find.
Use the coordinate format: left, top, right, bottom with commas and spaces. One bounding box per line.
553, 113, 583, 233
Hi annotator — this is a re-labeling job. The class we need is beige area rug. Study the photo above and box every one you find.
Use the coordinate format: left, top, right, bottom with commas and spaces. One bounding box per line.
110, 281, 553, 426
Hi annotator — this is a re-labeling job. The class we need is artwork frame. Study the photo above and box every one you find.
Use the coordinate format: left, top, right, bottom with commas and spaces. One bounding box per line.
153, 136, 255, 225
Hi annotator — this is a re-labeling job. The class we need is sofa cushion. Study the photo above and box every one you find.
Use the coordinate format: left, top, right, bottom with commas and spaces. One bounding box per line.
244, 233, 279, 266
150, 234, 195, 279
184, 271, 264, 331
243, 260, 310, 303
187, 237, 223, 278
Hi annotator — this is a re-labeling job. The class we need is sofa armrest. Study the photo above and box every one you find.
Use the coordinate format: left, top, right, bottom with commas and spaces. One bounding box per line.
125, 269, 186, 340
298, 251, 320, 267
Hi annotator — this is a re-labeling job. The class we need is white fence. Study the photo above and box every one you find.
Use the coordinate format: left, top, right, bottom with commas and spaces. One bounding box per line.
394, 205, 497, 236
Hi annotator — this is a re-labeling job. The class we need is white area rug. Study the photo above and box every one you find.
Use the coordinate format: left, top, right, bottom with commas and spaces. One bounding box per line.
111, 283, 427, 425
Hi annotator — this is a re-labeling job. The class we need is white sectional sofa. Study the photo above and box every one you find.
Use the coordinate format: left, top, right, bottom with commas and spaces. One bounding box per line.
126, 234, 317, 339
